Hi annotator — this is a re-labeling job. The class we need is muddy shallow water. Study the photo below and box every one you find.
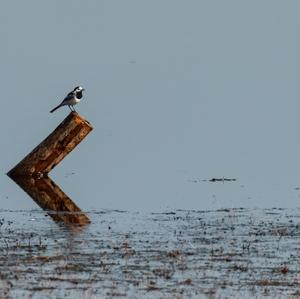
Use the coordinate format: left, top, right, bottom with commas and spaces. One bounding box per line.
0, 208, 300, 298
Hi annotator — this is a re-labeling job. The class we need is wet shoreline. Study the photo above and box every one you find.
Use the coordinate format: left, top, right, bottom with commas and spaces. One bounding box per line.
0, 208, 300, 298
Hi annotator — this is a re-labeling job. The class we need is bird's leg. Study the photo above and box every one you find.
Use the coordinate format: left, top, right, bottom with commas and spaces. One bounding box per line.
68, 105, 73, 111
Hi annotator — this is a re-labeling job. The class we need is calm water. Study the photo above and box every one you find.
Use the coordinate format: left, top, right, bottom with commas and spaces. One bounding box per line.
1, 208, 300, 298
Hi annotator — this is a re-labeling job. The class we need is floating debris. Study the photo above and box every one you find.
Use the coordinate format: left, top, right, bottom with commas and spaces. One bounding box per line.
189, 177, 237, 183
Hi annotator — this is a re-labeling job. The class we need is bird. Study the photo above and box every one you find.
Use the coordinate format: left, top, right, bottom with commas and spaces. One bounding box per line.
50, 86, 85, 113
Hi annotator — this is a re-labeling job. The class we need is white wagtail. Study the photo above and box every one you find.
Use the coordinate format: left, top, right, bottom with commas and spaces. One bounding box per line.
50, 86, 85, 113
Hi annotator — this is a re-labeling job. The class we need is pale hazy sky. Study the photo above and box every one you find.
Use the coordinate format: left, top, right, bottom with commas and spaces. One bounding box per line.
2, 1, 300, 211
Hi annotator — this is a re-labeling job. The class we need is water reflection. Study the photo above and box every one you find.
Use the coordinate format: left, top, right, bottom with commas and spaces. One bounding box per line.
8, 174, 90, 225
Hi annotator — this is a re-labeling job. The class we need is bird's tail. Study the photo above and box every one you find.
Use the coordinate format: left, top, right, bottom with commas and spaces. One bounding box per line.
50, 104, 62, 113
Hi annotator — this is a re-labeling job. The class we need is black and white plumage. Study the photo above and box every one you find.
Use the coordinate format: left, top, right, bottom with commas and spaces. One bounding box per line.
50, 86, 85, 113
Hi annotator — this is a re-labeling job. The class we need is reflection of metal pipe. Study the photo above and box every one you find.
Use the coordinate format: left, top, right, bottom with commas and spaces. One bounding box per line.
10, 175, 90, 224
7, 112, 92, 225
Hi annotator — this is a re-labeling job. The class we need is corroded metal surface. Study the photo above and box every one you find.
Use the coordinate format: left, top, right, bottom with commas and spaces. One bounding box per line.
7, 112, 93, 177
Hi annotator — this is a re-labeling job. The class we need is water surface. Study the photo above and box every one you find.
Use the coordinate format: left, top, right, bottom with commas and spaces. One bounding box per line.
1, 208, 300, 298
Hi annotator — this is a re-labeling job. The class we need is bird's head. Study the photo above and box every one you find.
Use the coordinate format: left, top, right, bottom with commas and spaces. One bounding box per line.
73, 86, 85, 92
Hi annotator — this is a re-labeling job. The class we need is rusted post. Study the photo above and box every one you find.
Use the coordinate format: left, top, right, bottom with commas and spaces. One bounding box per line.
7, 112, 92, 225
8, 112, 92, 177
